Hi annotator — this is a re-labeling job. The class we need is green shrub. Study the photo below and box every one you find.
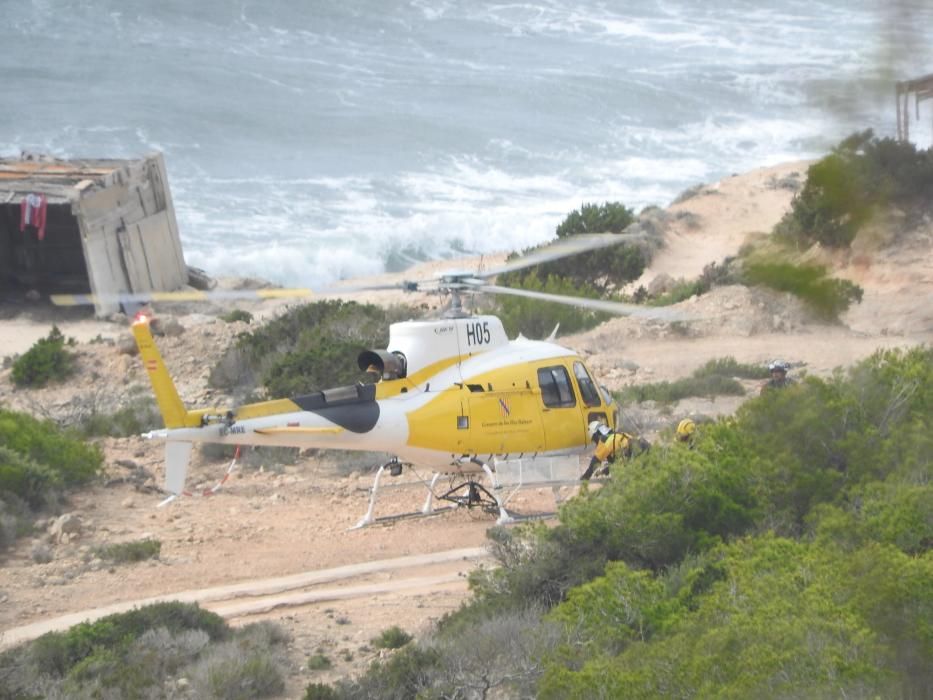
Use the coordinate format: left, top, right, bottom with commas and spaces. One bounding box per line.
810, 480, 933, 555
742, 258, 863, 319
500, 202, 648, 296
29, 602, 228, 678
0, 409, 102, 508
212, 300, 417, 397
304, 683, 340, 700
539, 537, 931, 699
619, 374, 746, 404
198, 650, 285, 700
220, 308, 254, 324
307, 653, 332, 670
619, 355, 767, 404
373, 625, 413, 650
11, 326, 76, 387
338, 645, 441, 700
646, 260, 736, 307
94, 538, 161, 563
333, 347, 933, 699
77, 395, 161, 438
0, 444, 58, 511
692, 356, 771, 380
776, 130, 933, 248
556, 201, 636, 239
489, 273, 611, 338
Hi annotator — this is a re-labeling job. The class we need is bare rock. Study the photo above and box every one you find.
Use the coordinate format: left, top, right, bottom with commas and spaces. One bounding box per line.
50, 513, 83, 543
161, 317, 185, 337
117, 334, 139, 356
30, 542, 53, 564
648, 273, 675, 296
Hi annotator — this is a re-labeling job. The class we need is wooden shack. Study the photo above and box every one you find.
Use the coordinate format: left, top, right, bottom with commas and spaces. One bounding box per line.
0, 153, 188, 316
896, 72, 933, 143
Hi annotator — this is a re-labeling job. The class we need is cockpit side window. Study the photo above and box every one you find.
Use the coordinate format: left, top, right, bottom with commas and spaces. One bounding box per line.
573, 362, 601, 407
537, 366, 576, 408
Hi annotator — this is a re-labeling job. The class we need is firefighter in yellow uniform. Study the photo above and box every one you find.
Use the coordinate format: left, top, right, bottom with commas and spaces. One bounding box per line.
581, 420, 631, 481
676, 418, 697, 446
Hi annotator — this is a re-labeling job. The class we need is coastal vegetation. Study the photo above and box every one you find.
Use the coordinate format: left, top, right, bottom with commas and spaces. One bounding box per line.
618, 356, 770, 404
776, 129, 933, 248
0, 602, 289, 699
0, 408, 102, 550
491, 201, 654, 337
209, 300, 419, 397
498, 132, 933, 330
10, 326, 76, 388
313, 346, 932, 698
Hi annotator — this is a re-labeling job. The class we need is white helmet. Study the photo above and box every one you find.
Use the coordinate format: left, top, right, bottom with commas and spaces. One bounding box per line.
588, 420, 605, 440
768, 360, 789, 373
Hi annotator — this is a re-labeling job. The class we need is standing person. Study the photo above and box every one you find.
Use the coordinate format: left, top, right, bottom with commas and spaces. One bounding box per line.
581, 420, 630, 481
760, 361, 794, 394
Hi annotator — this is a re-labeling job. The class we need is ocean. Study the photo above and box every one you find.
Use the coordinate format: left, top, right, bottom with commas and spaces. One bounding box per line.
2, 0, 932, 288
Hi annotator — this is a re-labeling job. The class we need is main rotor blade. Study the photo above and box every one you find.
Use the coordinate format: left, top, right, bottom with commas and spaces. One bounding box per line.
324, 280, 427, 294
50, 288, 316, 306
480, 232, 648, 279
475, 284, 694, 322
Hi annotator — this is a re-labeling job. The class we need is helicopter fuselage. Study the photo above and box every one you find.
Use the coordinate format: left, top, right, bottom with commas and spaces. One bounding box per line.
135, 314, 617, 489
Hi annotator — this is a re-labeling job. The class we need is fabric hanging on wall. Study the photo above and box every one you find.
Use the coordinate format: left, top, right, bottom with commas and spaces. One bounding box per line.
20, 193, 48, 241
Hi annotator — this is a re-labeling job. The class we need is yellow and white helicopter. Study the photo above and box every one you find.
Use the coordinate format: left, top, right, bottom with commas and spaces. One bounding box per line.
55, 233, 685, 526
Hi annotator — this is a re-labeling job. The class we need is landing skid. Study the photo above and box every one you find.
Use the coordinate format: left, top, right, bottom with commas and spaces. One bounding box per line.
351, 457, 514, 529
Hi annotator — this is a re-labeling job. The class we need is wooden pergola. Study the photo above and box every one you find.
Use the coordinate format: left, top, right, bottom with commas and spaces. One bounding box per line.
896, 72, 933, 143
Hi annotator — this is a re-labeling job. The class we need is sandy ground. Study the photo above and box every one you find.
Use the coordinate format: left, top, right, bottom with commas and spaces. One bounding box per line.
0, 158, 930, 697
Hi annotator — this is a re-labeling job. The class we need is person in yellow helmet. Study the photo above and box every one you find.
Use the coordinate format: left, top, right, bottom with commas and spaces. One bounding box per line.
581, 420, 631, 481
676, 418, 697, 445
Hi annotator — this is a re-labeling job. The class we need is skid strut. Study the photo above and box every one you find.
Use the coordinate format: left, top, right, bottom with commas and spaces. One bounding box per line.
351, 457, 513, 528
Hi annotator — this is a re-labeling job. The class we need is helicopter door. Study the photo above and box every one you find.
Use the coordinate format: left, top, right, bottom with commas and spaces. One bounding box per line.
573, 361, 611, 428
536, 364, 585, 451
468, 386, 545, 455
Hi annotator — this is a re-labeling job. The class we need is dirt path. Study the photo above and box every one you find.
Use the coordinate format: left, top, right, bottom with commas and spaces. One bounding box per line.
0, 547, 490, 650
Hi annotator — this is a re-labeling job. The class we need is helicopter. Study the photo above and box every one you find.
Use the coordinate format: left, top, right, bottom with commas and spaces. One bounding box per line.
53, 232, 688, 526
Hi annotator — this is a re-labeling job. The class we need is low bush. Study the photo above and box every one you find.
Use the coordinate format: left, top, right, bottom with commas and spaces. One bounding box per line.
619, 355, 766, 404
219, 308, 254, 324
0, 603, 291, 699
10, 326, 76, 387
0, 409, 102, 510
742, 258, 863, 320
646, 259, 736, 307
372, 625, 413, 650
94, 538, 161, 564
692, 356, 771, 380
28, 602, 228, 679
620, 374, 745, 404
307, 653, 332, 670
76, 395, 161, 438
304, 683, 340, 700
211, 300, 418, 397
194, 647, 285, 700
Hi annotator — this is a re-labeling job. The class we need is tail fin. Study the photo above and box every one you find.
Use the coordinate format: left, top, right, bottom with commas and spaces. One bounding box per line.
164, 441, 193, 496
132, 316, 192, 429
